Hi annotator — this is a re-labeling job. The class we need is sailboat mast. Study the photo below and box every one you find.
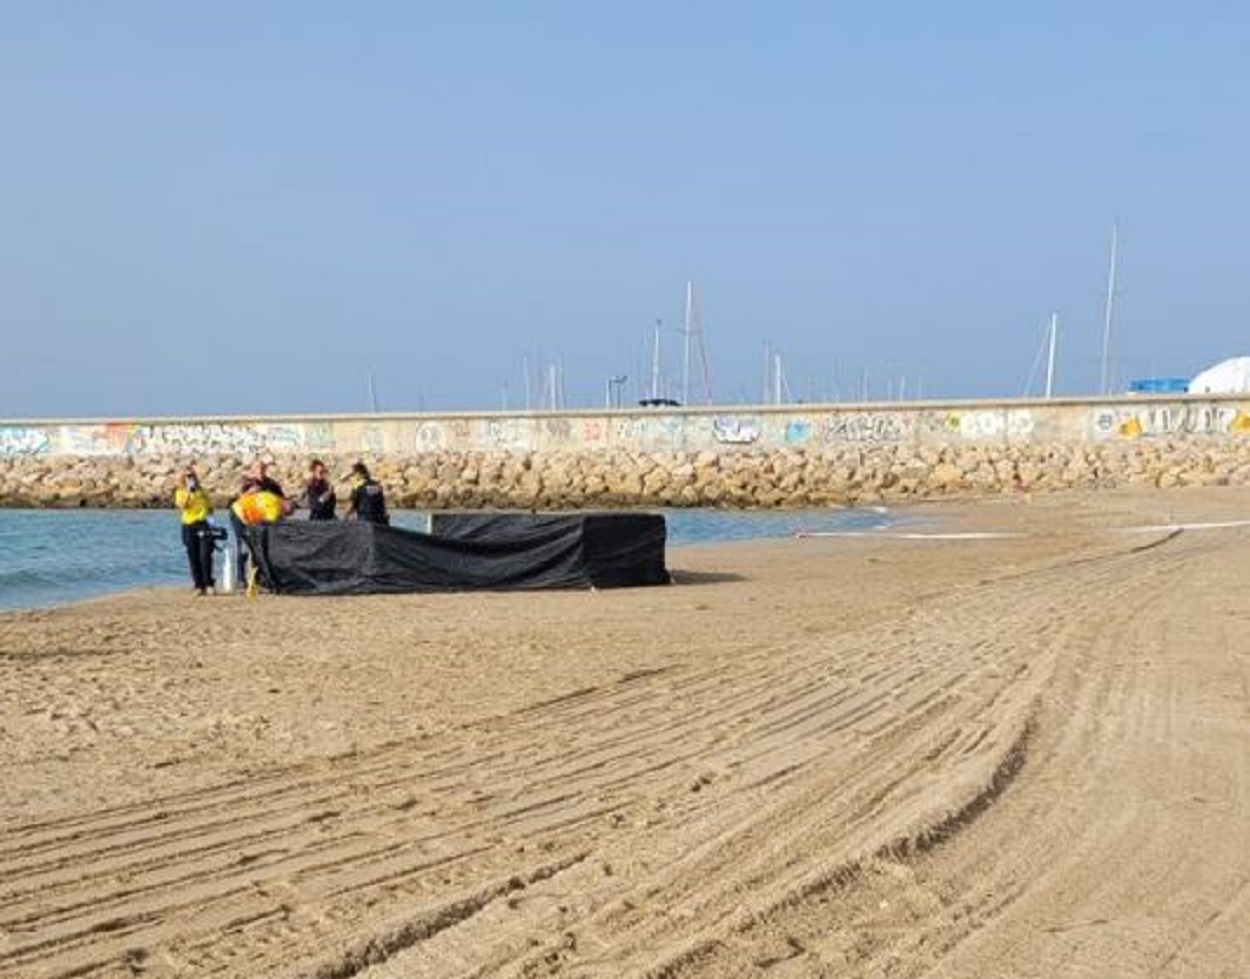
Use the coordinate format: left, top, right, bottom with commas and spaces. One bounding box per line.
1099, 224, 1119, 395
1045, 312, 1058, 399
682, 282, 693, 406
650, 320, 662, 401
762, 341, 772, 404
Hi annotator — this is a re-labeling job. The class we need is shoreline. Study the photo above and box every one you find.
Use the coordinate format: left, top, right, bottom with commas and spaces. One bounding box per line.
0, 504, 900, 615
5, 484, 1249, 615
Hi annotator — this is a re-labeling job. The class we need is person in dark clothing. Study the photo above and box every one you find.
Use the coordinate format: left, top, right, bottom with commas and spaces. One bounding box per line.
301, 458, 337, 520
344, 462, 389, 524
230, 460, 287, 587
174, 466, 215, 595
240, 459, 285, 498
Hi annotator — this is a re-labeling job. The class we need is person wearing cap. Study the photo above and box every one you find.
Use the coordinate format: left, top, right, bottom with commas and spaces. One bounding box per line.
344, 462, 389, 524
174, 465, 215, 595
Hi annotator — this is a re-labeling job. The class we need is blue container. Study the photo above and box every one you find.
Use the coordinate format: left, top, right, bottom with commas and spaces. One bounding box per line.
1128, 377, 1190, 394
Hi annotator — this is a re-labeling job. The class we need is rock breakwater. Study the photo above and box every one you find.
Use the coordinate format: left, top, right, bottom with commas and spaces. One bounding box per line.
2, 440, 1248, 510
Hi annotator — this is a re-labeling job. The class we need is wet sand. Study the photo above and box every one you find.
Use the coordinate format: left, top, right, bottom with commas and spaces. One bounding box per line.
1, 488, 1248, 977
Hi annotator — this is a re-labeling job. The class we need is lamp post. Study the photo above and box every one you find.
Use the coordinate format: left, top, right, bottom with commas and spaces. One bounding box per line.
606, 375, 628, 409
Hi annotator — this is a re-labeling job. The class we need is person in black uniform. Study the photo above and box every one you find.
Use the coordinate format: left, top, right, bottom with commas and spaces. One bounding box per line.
344, 461, 389, 524
300, 458, 337, 520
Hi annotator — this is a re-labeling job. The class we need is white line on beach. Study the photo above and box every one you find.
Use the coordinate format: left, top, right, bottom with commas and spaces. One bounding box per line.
794, 531, 1024, 541
1115, 519, 1250, 533
794, 518, 1250, 542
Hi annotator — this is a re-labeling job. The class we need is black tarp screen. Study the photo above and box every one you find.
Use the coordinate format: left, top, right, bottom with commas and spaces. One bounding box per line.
245, 512, 668, 595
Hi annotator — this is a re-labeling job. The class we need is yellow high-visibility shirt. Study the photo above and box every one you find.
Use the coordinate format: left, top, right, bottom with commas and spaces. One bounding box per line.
231, 490, 284, 525
174, 487, 212, 525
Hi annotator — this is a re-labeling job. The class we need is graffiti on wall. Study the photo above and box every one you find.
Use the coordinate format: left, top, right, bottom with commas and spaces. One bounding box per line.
24, 401, 1250, 459
613, 417, 646, 442
643, 415, 686, 448
304, 423, 336, 451
712, 415, 761, 444
124, 423, 307, 456
581, 418, 605, 443
783, 419, 813, 444
58, 425, 131, 456
823, 412, 910, 443
0, 426, 52, 457
544, 417, 573, 442
481, 417, 534, 449
1092, 404, 1250, 440
414, 421, 445, 449
951, 409, 1035, 441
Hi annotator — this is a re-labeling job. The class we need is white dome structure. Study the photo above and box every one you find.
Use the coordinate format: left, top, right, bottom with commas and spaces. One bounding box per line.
1190, 357, 1250, 395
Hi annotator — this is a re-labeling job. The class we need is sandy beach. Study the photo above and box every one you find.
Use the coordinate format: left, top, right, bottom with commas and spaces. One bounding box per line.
1, 489, 1248, 978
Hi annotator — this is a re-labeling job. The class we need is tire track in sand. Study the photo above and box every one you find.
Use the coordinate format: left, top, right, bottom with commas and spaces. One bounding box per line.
0, 534, 1186, 978
637, 528, 1250, 979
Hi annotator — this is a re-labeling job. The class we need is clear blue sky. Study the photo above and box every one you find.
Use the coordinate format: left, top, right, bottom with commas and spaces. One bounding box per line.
1, 3, 1247, 417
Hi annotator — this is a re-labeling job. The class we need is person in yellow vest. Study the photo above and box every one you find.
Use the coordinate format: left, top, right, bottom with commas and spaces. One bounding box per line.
231, 488, 287, 525
174, 466, 215, 596
227, 460, 287, 588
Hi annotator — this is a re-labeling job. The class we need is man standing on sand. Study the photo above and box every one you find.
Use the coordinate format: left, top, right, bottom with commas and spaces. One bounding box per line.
300, 459, 337, 520
174, 465, 215, 596
230, 459, 287, 587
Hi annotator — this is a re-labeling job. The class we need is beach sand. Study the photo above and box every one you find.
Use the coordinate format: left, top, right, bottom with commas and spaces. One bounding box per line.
1, 488, 1248, 977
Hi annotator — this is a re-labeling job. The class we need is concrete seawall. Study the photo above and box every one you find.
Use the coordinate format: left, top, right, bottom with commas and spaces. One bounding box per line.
3, 397, 1250, 508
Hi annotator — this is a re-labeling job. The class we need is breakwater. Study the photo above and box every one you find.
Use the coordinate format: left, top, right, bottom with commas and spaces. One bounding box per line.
3, 397, 1250, 508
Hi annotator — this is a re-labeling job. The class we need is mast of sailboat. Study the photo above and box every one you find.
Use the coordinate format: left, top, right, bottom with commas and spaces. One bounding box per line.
650, 319, 663, 401
1099, 223, 1119, 395
762, 341, 772, 404
1045, 312, 1058, 399
682, 282, 693, 406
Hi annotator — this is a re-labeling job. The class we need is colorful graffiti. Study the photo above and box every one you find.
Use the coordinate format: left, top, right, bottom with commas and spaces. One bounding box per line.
712, 415, 761, 444
1092, 404, 1250, 440
823, 412, 909, 443
953, 409, 1035, 441
0, 426, 52, 457
783, 419, 813, 444
124, 423, 305, 456
12, 401, 1250, 461
57, 424, 131, 456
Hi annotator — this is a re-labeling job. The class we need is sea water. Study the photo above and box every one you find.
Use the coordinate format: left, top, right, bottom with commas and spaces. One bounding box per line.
0, 507, 890, 611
